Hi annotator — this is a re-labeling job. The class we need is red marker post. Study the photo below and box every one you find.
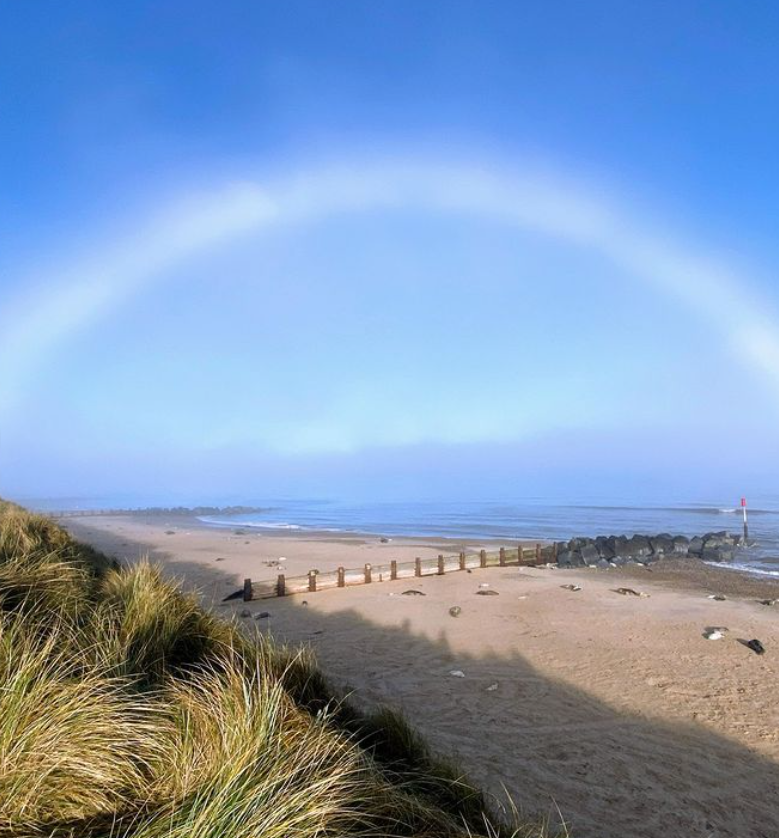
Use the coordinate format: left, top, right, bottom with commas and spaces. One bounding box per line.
741, 497, 749, 545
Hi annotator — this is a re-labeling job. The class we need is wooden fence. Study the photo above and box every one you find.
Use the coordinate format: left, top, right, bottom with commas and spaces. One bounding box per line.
241, 543, 556, 601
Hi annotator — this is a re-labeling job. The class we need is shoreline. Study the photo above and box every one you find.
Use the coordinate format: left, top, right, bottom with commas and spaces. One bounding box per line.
55, 508, 779, 591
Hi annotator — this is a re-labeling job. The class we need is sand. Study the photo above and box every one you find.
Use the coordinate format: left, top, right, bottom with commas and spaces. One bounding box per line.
64, 514, 779, 838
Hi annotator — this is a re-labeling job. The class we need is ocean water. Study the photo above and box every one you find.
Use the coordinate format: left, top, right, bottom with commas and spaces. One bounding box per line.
26, 494, 779, 577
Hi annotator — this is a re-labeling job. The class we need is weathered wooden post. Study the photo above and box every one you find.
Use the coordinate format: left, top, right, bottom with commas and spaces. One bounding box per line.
535, 543, 541, 565
459, 551, 466, 570
308, 570, 317, 592
391, 559, 398, 580
243, 578, 253, 602
276, 574, 286, 597
499, 547, 506, 567
415, 557, 422, 577
364, 563, 372, 583
438, 554, 445, 575
337, 566, 345, 588
480, 549, 487, 568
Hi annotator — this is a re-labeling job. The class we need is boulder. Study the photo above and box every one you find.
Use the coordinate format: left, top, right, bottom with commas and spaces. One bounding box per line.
672, 535, 690, 554
557, 549, 586, 568
623, 535, 653, 558
702, 546, 735, 563
580, 544, 600, 563
595, 535, 615, 559
569, 536, 595, 551
688, 536, 704, 556
649, 534, 675, 556
703, 532, 737, 549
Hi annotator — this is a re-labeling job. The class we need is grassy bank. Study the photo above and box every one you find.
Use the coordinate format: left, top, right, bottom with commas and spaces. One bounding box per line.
0, 500, 565, 838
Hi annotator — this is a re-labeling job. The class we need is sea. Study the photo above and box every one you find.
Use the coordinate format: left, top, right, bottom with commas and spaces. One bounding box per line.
26, 494, 779, 578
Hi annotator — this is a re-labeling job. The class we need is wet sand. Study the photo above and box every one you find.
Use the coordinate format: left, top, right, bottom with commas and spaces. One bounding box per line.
64, 513, 779, 838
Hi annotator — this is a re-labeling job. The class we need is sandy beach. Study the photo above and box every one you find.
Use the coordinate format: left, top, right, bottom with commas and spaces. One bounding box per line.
64, 513, 779, 838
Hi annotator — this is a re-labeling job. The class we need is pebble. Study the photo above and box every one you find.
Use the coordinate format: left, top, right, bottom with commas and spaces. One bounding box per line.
449, 606, 462, 617
486, 683, 498, 692
476, 590, 499, 596
402, 590, 426, 596
561, 584, 582, 592
704, 630, 724, 640
449, 670, 465, 678
239, 609, 251, 619
708, 594, 727, 601
254, 612, 270, 620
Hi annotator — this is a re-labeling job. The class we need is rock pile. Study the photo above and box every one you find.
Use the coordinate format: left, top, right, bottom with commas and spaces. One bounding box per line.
554, 531, 743, 567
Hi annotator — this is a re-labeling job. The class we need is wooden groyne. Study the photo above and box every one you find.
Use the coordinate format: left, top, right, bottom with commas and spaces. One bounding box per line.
240, 543, 554, 601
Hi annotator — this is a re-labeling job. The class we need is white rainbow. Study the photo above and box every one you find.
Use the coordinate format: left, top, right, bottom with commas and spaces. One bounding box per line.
2, 156, 779, 424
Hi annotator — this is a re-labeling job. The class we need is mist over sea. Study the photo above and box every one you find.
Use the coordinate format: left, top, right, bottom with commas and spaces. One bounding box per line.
27, 493, 779, 578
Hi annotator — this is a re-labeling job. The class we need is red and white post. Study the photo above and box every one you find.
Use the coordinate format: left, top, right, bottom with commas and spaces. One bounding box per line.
741, 497, 749, 545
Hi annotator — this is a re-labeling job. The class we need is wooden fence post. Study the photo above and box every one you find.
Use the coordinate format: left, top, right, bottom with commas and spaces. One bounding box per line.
415, 557, 422, 577
308, 570, 317, 592
337, 567, 345, 588
243, 578, 253, 602
480, 549, 487, 568
276, 574, 286, 597
499, 547, 506, 567
391, 560, 397, 580
459, 551, 466, 570
364, 563, 372, 584
437, 554, 445, 575
535, 543, 541, 565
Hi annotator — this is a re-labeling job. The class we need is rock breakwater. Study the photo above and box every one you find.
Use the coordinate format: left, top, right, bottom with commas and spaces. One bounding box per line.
554, 531, 744, 567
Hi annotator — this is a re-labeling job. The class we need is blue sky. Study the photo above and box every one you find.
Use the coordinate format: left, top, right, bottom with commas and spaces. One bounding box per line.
2, 1, 779, 504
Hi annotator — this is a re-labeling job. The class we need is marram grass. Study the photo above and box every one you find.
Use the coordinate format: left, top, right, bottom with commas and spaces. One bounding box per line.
0, 502, 568, 838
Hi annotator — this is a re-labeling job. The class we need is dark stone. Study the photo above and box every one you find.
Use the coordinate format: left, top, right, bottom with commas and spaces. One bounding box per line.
557, 549, 585, 568
623, 535, 653, 558
702, 546, 735, 563
580, 544, 600, 564
672, 536, 690, 554
688, 537, 704, 556
703, 532, 737, 549
569, 536, 594, 551
595, 536, 615, 559
596, 558, 611, 569
608, 535, 629, 557
650, 535, 674, 556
